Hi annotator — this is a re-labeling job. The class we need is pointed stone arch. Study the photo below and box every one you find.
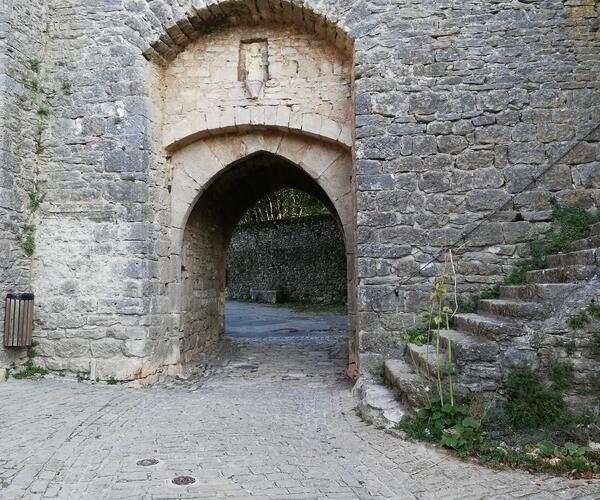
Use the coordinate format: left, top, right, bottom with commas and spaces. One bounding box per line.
168, 129, 357, 369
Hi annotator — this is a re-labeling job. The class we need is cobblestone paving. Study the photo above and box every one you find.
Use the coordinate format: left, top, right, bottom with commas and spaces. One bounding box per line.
0, 303, 599, 499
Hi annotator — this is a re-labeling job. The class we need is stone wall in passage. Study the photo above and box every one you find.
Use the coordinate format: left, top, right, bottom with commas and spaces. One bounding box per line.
226, 216, 347, 304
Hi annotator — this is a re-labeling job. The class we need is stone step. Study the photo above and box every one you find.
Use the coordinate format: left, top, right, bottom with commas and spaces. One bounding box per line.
500, 283, 579, 302
571, 235, 600, 252
384, 358, 431, 412
404, 343, 449, 381
437, 329, 500, 363
453, 313, 523, 340
526, 265, 598, 284
477, 298, 550, 320
591, 222, 600, 237
402, 343, 485, 400
354, 378, 407, 428
546, 248, 599, 268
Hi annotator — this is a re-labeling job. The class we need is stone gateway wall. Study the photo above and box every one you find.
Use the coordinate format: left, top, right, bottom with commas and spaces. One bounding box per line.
0, 0, 598, 383
226, 216, 347, 304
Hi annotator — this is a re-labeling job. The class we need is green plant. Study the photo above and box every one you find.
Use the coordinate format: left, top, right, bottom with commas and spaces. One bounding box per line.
503, 368, 566, 430
28, 188, 45, 211
400, 396, 472, 440
113, 116, 123, 124
107, 377, 119, 385
402, 325, 429, 346
30, 77, 39, 91
34, 121, 45, 154
548, 361, 574, 392
22, 232, 35, 256
26, 342, 38, 359
501, 205, 600, 285
569, 309, 590, 329
37, 103, 49, 116
440, 415, 484, 454
587, 303, 600, 319
29, 59, 41, 72
591, 332, 600, 355
13, 360, 47, 379
455, 286, 501, 315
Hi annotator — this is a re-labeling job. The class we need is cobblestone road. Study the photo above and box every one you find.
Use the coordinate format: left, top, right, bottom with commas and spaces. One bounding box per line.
0, 303, 598, 499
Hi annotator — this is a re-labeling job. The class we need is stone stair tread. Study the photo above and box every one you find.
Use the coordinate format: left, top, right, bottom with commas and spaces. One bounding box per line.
546, 248, 599, 267
404, 343, 447, 380
477, 298, 549, 319
525, 265, 598, 284
500, 283, 579, 301
453, 312, 524, 339
355, 378, 408, 428
384, 359, 432, 413
591, 222, 600, 237
437, 329, 499, 362
571, 235, 600, 251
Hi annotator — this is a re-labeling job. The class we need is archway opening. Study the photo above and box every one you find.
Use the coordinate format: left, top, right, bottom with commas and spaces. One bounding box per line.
179, 151, 350, 368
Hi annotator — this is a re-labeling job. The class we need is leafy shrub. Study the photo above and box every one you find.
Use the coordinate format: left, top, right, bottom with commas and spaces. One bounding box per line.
503, 368, 566, 430
440, 416, 483, 454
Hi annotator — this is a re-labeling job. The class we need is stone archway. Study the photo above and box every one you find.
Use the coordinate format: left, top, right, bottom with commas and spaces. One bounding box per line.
147, 14, 357, 378
168, 130, 357, 371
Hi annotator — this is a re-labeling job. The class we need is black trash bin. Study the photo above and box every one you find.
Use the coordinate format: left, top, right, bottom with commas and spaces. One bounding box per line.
3, 293, 34, 347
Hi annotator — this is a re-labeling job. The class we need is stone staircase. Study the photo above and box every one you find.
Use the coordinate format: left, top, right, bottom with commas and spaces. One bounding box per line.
385, 222, 600, 416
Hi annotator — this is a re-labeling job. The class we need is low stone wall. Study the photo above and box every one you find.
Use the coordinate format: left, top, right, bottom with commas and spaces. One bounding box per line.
226, 216, 346, 304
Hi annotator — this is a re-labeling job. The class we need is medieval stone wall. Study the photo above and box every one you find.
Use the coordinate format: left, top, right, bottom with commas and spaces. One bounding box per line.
0, 0, 598, 381
0, 0, 49, 379
226, 216, 347, 304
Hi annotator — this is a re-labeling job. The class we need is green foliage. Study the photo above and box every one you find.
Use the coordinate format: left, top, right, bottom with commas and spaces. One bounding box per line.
22, 233, 35, 256
502, 205, 600, 285
402, 325, 429, 346
400, 397, 483, 455
107, 377, 119, 385
28, 188, 45, 211
26, 342, 38, 359
548, 361, 574, 392
13, 360, 47, 379
456, 285, 501, 314
568, 303, 600, 331
37, 103, 49, 116
592, 332, 600, 356
587, 303, 600, 318
502, 368, 567, 430
34, 122, 45, 154
477, 440, 597, 474
29, 59, 41, 72
401, 397, 471, 439
440, 416, 484, 454
569, 309, 590, 329
30, 77, 40, 91
239, 188, 329, 225
113, 116, 123, 124
547, 205, 600, 253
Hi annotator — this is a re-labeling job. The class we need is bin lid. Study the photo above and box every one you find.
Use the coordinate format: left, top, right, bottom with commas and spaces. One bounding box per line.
6, 292, 34, 300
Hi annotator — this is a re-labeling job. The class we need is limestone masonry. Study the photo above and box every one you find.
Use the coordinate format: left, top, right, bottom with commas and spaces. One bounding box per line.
0, 1, 599, 396
226, 215, 347, 304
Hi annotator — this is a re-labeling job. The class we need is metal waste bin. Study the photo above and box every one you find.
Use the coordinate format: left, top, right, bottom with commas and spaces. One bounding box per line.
3, 293, 34, 347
